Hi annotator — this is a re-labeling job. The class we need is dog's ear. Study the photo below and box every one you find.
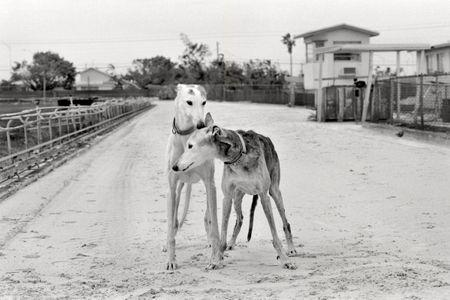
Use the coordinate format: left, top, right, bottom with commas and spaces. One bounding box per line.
196, 85, 207, 98
205, 112, 214, 127
176, 84, 185, 93
212, 125, 223, 137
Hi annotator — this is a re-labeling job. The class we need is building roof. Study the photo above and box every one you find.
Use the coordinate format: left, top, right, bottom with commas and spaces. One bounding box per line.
315, 43, 430, 54
78, 67, 112, 78
430, 42, 450, 50
294, 23, 379, 39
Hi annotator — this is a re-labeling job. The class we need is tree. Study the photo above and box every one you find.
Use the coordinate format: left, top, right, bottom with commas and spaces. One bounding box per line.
281, 33, 296, 76
11, 51, 76, 90
179, 33, 211, 82
244, 59, 286, 86
125, 56, 177, 88
206, 59, 247, 85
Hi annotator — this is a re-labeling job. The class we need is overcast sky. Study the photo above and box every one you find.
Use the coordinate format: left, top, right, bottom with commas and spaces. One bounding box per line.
1, 0, 449, 80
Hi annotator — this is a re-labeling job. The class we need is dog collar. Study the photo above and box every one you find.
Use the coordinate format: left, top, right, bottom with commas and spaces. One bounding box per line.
225, 132, 247, 165
172, 118, 196, 136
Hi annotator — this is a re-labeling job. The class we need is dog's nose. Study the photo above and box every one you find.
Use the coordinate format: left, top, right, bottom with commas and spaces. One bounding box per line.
172, 165, 179, 172
196, 121, 205, 129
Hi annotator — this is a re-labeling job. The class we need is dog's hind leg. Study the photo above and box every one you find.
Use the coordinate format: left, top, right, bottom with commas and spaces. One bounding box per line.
269, 185, 297, 256
226, 191, 245, 250
166, 175, 179, 270
259, 193, 296, 270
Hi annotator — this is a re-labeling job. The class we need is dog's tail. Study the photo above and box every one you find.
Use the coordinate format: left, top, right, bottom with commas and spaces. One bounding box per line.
247, 195, 258, 242
178, 183, 192, 229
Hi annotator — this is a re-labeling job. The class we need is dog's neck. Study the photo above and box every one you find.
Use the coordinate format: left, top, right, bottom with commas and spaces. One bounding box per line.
223, 130, 247, 165
173, 111, 195, 136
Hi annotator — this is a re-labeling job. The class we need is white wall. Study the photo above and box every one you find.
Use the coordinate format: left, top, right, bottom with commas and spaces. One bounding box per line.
426, 48, 450, 74
302, 29, 372, 90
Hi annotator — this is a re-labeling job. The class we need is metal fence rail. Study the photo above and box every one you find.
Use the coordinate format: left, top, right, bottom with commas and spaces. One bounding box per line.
375, 74, 450, 131
0, 97, 153, 182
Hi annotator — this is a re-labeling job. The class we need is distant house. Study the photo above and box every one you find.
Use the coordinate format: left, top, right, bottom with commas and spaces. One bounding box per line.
75, 68, 117, 91
426, 43, 450, 74
295, 24, 379, 91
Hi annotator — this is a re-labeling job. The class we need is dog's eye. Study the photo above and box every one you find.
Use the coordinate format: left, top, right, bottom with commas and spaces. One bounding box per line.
188, 144, 193, 149
202, 101, 206, 106
186, 101, 193, 106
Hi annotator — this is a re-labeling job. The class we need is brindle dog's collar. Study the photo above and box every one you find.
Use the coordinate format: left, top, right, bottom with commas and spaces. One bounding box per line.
172, 118, 196, 135
225, 131, 247, 165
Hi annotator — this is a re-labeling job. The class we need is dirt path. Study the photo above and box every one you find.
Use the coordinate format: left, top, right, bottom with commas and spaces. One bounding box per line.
1, 101, 450, 299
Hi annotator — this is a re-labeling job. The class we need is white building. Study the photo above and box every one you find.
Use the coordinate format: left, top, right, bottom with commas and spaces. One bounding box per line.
426, 43, 450, 74
75, 68, 116, 91
295, 24, 379, 91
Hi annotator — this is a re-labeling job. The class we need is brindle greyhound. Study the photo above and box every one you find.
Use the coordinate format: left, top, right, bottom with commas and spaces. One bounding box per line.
173, 113, 297, 269
166, 85, 221, 270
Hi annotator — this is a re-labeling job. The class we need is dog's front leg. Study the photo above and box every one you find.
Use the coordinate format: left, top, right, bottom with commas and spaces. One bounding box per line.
227, 191, 245, 250
204, 198, 211, 247
204, 178, 221, 270
166, 174, 178, 270
219, 194, 233, 254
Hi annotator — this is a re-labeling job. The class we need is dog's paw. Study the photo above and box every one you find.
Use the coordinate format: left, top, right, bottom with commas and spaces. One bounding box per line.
166, 261, 178, 271
287, 248, 297, 257
205, 262, 223, 270
226, 245, 234, 251
283, 262, 297, 270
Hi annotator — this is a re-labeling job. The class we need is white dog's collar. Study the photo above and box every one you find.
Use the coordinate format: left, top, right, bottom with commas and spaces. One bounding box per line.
172, 118, 196, 136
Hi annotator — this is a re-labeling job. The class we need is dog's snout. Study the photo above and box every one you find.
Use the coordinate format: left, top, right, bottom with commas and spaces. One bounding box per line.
196, 121, 205, 129
172, 165, 179, 172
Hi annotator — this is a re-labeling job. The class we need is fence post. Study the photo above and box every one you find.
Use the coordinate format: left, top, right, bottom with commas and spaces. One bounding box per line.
420, 74, 424, 129
6, 120, 12, 155
396, 77, 401, 121
37, 109, 42, 145
389, 78, 394, 124
435, 74, 439, 121
23, 121, 28, 150
48, 118, 53, 141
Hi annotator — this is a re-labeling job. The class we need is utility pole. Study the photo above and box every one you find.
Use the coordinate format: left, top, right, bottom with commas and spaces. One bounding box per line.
216, 42, 220, 61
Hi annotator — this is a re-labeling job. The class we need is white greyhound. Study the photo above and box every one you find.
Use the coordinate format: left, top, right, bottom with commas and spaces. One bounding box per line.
165, 84, 221, 270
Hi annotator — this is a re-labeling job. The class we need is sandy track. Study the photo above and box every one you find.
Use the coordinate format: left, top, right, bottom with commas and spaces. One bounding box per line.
0, 100, 450, 299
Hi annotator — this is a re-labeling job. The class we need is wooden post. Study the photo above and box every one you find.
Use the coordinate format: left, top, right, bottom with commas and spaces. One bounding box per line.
420, 74, 424, 129
396, 51, 401, 121
362, 51, 373, 122
337, 87, 345, 121
413, 50, 425, 124
389, 78, 395, 124
317, 53, 324, 121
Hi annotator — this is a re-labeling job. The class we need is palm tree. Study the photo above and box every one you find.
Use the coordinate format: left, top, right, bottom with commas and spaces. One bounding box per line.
281, 33, 296, 76
282, 33, 296, 107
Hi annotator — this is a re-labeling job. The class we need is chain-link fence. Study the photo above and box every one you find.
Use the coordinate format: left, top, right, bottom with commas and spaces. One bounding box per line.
375, 74, 450, 132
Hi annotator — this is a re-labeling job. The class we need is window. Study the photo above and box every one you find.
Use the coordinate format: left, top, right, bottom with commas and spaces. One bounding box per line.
334, 53, 361, 61
315, 41, 325, 48
333, 41, 362, 45
342, 67, 356, 75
